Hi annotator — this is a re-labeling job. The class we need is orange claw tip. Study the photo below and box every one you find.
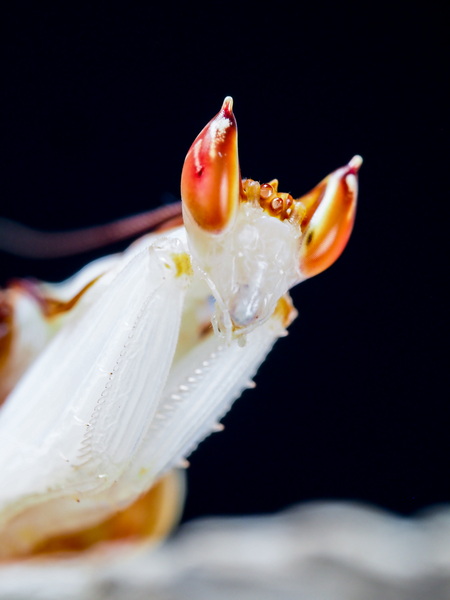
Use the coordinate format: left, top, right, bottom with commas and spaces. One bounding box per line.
298, 157, 361, 279
181, 97, 240, 235
348, 154, 363, 172
221, 95, 234, 114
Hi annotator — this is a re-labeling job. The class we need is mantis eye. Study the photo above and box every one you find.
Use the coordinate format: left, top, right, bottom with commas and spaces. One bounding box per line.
298, 155, 362, 278
181, 97, 240, 234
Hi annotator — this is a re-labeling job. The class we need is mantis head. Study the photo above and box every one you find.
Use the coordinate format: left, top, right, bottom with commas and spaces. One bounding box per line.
181, 97, 361, 339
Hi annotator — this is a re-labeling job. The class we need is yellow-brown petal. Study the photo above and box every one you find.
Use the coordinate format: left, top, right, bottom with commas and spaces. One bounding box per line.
4, 469, 185, 559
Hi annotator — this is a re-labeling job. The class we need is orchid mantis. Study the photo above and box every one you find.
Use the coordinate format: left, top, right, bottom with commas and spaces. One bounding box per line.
0, 97, 361, 558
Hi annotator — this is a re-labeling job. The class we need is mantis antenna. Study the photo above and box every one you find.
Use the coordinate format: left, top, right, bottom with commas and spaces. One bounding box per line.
0, 201, 182, 259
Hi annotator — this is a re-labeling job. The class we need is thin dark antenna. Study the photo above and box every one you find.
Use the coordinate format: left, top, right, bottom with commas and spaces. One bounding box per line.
0, 202, 182, 259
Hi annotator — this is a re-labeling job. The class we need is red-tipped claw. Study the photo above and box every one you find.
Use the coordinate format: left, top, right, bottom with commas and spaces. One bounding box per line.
181, 97, 240, 234
298, 155, 362, 278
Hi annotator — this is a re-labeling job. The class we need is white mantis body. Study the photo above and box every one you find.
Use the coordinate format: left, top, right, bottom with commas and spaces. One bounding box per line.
0, 97, 361, 558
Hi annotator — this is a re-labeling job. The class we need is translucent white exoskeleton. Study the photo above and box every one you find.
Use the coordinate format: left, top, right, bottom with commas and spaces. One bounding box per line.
0, 97, 361, 558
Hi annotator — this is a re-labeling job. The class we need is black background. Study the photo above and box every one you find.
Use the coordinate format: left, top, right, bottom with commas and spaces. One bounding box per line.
0, 4, 447, 522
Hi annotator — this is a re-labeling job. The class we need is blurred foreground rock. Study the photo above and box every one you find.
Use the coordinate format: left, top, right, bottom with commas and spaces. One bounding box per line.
1, 501, 450, 600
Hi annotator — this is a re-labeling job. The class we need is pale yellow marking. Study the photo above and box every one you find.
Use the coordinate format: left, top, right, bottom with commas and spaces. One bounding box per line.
171, 252, 193, 278
273, 294, 297, 329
